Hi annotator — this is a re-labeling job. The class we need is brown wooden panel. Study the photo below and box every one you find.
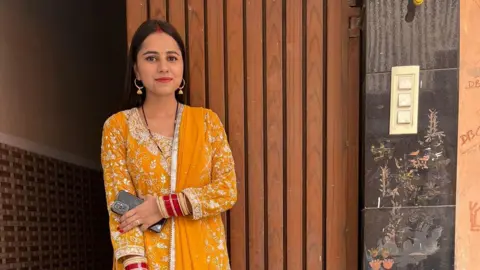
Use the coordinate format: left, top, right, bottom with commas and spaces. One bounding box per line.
206, 0, 225, 122
345, 21, 360, 269
168, 0, 186, 42
126, 0, 148, 48
205, 0, 228, 229
225, 0, 247, 269
149, 0, 167, 20
326, 0, 348, 268
265, 0, 284, 268
286, 0, 304, 269
186, 0, 206, 107
245, 0, 265, 269
305, 0, 325, 269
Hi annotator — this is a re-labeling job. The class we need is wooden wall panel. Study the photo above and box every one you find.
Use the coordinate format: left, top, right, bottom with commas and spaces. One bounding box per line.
265, 0, 285, 268
245, 1, 265, 269
286, 0, 304, 268
125, 0, 360, 269
126, 0, 148, 49
225, 0, 247, 269
206, 0, 225, 123
305, 0, 326, 268
168, 1, 186, 42
186, 0, 206, 107
345, 12, 360, 270
325, 0, 348, 267
149, 0, 167, 20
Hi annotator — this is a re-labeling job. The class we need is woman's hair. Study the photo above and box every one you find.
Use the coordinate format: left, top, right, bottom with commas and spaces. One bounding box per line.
121, 20, 187, 110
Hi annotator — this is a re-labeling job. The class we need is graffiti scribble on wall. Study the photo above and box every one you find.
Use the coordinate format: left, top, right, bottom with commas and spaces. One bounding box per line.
470, 201, 480, 231
367, 109, 451, 269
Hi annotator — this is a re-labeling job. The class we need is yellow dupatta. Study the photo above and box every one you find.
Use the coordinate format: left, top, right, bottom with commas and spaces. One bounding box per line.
174, 106, 214, 269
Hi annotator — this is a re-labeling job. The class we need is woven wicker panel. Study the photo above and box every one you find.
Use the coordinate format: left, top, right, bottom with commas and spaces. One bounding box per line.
0, 143, 112, 270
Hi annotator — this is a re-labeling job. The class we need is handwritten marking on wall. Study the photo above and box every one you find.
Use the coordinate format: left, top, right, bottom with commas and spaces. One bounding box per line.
466, 79, 480, 90
459, 126, 480, 155
460, 125, 480, 145
470, 201, 480, 231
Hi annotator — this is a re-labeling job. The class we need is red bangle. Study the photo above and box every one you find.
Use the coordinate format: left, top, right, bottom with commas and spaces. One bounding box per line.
163, 195, 175, 217
170, 194, 183, 216
125, 262, 148, 270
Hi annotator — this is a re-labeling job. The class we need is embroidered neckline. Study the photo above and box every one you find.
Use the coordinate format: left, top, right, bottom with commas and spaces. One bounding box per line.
134, 107, 174, 139
125, 105, 184, 175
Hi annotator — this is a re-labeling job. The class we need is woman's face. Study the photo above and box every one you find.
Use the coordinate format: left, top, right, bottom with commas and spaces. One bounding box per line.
134, 32, 184, 98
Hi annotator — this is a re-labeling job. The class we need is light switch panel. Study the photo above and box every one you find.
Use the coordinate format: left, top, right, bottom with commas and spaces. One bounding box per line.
389, 65, 419, 135
398, 93, 411, 107
397, 110, 411, 124
398, 76, 413, 90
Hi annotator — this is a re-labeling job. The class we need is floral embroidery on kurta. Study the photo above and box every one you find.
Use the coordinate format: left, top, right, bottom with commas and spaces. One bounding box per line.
101, 105, 237, 270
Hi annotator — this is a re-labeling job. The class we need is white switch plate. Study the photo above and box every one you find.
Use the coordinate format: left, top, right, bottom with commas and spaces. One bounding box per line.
398, 93, 411, 107
397, 110, 411, 124
398, 76, 413, 90
389, 65, 420, 135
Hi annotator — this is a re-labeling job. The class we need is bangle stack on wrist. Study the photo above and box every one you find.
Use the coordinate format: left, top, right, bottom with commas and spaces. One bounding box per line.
123, 257, 148, 270
156, 192, 191, 218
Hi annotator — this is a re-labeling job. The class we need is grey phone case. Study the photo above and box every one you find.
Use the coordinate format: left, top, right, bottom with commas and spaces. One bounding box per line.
111, 190, 166, 233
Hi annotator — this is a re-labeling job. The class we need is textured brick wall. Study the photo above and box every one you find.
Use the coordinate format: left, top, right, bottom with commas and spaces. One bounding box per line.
0, 143, 112, 269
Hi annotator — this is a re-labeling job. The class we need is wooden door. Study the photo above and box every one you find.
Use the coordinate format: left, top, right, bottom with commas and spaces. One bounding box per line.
126, 0, 361, 269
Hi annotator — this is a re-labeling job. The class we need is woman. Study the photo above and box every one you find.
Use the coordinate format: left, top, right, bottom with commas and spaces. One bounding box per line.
100, 19, 237, 270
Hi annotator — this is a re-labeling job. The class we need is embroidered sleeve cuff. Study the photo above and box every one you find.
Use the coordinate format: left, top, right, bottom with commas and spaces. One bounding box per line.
115, 246, 145, 260
182, 188, 203, 220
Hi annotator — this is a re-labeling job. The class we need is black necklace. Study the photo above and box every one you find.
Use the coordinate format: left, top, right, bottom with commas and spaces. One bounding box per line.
141, 102, 179, 157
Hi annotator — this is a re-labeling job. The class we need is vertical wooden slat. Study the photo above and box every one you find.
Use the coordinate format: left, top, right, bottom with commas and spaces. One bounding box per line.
168, 0, 186, 42
326, 0, 348, 268
345, 17, 360, 269
265, 0, 284, 268
286, 0, 304, 268
305, 0, 325, 269
206, 0, 227, 229
186, 0, 206, 107
126, 0, 148, 48
206, 0, 225, 123
225, 0, 247, 269
167, 0, 186, 103
149, 0, 167, 20
246, 0, 265, 269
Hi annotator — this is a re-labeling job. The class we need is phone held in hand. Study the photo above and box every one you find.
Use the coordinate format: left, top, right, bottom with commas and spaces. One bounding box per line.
111, 190, 166, 233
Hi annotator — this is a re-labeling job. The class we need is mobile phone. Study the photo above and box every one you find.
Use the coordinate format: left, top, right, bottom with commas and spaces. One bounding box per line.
111, 190, 166, 233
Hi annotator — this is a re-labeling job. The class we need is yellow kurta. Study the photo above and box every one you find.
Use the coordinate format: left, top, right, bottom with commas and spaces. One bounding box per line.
100, 104, 237, 270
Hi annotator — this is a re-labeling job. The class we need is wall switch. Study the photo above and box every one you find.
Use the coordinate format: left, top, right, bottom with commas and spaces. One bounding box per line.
397, 110, 412, 124
398, 76, 413, 90
398, 93, 411, 107
389, 65, 420, 135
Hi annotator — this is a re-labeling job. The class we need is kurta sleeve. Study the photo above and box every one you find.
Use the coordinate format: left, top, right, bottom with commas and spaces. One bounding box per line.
182, 110, 238, 220
100, 113, 145, 260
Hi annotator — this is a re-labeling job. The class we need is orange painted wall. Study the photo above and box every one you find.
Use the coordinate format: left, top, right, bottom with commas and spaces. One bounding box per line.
456, 0, 480, 269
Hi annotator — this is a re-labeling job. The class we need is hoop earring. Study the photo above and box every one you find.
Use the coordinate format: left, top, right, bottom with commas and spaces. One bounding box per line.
134, 79, 144, 95
178, 79, 185, 95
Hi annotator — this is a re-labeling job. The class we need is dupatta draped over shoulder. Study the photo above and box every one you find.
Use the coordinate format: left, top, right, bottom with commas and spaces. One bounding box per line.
101, 104, 237, 270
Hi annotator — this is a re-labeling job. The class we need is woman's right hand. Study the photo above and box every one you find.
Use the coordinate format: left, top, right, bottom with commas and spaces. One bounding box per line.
119, 195, 164, 233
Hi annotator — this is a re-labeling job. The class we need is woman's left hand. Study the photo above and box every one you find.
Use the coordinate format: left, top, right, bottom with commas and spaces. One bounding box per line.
118, 195, 163, 233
